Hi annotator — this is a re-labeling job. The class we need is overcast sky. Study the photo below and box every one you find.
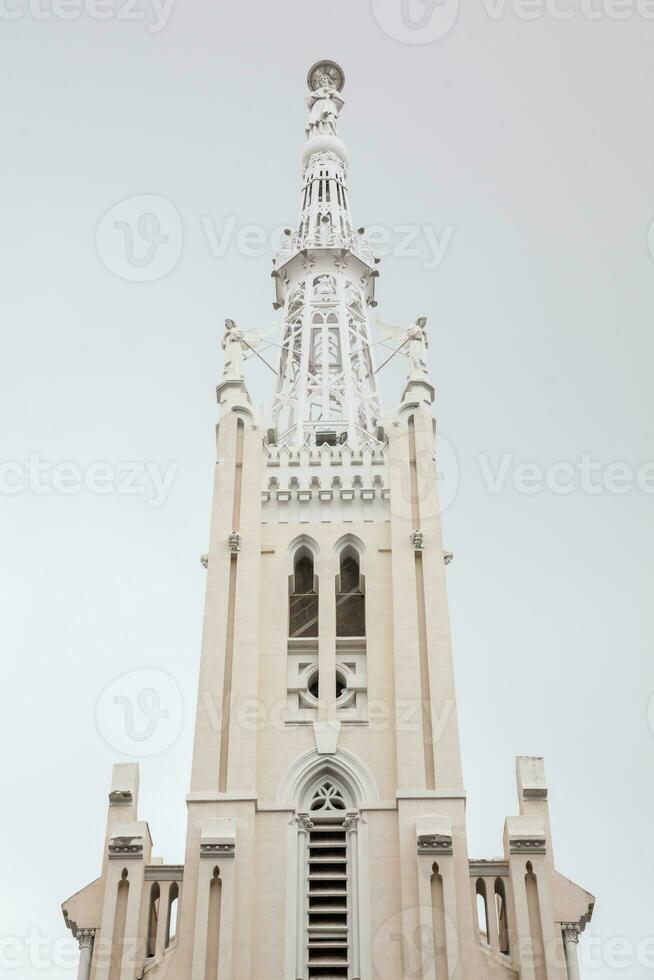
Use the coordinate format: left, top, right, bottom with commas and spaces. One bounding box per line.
1, 1, 653, 977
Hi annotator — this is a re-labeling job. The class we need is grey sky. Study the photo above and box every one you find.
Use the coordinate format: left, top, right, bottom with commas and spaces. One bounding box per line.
1, 1, 653, 977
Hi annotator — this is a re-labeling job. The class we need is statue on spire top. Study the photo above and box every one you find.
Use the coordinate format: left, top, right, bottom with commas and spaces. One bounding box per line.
305, 60, 345, 139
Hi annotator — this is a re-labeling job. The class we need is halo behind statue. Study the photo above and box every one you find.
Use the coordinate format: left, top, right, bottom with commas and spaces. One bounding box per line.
307, 60, 345, 92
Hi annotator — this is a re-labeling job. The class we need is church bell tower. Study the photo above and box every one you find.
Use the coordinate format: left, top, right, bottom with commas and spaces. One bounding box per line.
63, 61, 594, 980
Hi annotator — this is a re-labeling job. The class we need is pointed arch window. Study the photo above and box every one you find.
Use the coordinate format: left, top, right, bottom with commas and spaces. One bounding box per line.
145, 882, 160, 958
336, 550, 365, 637
289, 550, 318, 638
165, 881, 179, 948
475, 878, 489, 944
495, 877, 510, 954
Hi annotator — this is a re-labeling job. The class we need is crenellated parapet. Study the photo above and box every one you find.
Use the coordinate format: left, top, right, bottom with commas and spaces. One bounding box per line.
262, 436, 389, 523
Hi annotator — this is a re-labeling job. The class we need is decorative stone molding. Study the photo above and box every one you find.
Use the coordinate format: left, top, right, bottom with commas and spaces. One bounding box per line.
276, 746, 379, 808
228, 531, 241, 553
416, 815, 453, 855
343, 811, 360, 832
417, 835, 453, 855
468, 860, 509, 878
562, 922, 581, 944
200, 818, 236, 859
108, 836, 144, 859
509, 837, 546, 854
444, 551, 454, 566
201, 842, 235, 858
108, 790, 132, 805
410, 529, 425, 551
144, 864, 184, 881
506, 816, 546, 854
200, 554, 208, 568
295, 812, 314, 833
108, 819, 147, 860
76, 929, 95, 949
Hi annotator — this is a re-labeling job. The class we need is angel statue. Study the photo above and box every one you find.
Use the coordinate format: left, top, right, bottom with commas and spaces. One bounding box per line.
221, 319, 275, 381
376, 315, 430, 377
306, 72, 345, 139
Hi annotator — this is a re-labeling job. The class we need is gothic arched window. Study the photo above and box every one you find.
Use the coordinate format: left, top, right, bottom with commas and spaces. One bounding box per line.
146, 882, 160, 957
495, 877, 510, 954
289, 550, 318, 638
336, 550, 365, 637
475, 878, 489, 944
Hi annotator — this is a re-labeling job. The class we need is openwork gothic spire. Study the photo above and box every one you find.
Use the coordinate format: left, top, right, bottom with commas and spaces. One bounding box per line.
271, 61, 382, 449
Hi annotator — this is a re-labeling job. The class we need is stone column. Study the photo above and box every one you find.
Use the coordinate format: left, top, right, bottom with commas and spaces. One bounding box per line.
295, 813, 313, 980
76, 930, 95, 980
344, 812, 360, 980
154, 880, 171, 958
561, 923, 581, 980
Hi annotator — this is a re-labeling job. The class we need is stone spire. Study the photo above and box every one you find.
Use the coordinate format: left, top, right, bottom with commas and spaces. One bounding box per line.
271, 60, 382, 448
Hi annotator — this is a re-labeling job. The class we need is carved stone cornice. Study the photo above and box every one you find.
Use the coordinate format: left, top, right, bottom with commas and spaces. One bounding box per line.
506, 816, 546, 855
468, 860, 509, 878
509, 837, 546, 855
200, 841, 235, 859
108, 836, 144, 860
417, 833, 453, 855
144, 864, 184, 881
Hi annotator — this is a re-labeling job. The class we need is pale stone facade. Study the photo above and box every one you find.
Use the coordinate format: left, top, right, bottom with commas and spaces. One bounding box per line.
63, 61, 594, 980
